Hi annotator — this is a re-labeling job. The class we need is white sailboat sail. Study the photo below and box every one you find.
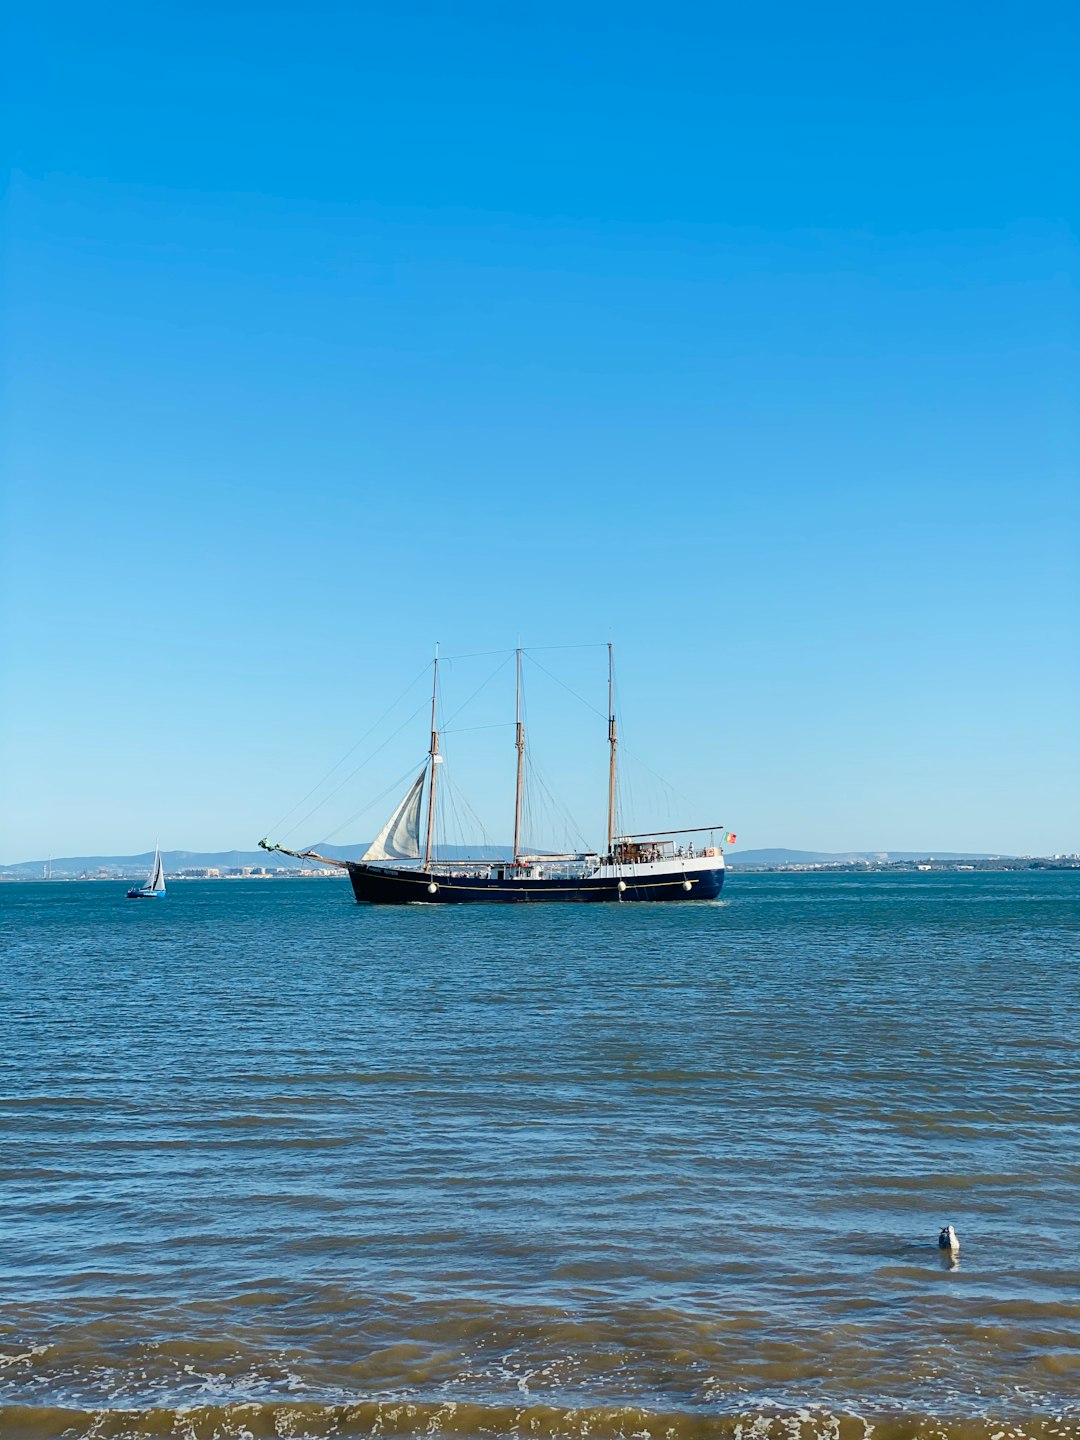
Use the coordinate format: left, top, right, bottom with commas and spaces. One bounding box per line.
147, 847, 166, 893
361, 769, 427, 862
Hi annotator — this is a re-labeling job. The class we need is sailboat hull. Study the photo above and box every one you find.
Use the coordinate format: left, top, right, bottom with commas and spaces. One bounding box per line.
126, 889, 163, 899
346, 861, 725, 905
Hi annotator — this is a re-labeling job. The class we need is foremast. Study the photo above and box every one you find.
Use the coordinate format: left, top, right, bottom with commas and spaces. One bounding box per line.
606, 642, 618, 859
512, 646, 525, 866
424, 645, 440, 871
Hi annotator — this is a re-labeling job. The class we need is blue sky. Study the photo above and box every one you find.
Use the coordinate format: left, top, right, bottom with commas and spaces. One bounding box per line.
2, 0, 1077, 861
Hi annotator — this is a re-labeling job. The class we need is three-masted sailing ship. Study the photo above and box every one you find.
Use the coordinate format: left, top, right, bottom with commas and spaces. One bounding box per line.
261, 647, 729, 904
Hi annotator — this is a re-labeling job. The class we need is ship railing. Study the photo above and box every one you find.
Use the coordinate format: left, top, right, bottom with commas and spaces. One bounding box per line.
424, 854, 599, 881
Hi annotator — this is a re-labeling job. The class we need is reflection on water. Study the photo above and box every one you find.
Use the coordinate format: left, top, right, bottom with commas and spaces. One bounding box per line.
1, 872, 1078, 1437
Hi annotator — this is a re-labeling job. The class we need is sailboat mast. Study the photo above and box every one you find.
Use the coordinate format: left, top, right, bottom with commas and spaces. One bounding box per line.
512, 646, 525, 864
606, 642, 618, 858
424, 646, 440, 870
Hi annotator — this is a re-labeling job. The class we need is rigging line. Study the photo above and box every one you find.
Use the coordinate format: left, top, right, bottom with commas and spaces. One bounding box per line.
524, 651, 609, 721
441, 651, 514, 730
442, 722, 515, 735
447, 769, 495, 854
440, 644, 607, 662
438, 770, 458, 854
447, 771, 474, 854
315, 760, 426, 845
619, 739, 700, 811
442, 770, 497, 850
441, 762, 472, 854
525, 643, 609, 652
436, 763, 459, 855
280, 698, 431, 843
264, 660, 432, 837
525, 753, 591, 853
518, 663, 594, 853
440, 647, 514, 662
609, 668, 700, 811
449, 777, 492, 840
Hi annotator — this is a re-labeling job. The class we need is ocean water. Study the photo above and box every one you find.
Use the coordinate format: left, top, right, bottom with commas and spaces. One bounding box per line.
1, 871, 1078, 1440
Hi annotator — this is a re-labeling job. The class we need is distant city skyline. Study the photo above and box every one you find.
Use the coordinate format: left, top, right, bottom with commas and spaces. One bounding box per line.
3, 0, 1077, 862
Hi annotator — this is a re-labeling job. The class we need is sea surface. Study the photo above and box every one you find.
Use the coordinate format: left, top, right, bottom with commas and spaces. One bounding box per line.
1, 872, 1078, 1440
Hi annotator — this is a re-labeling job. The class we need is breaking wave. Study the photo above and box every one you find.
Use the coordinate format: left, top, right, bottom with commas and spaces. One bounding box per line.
3, 1401, 1079, 1440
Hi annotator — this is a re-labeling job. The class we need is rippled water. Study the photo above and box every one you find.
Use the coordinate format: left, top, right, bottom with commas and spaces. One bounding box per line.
1, 872, 1078, 1439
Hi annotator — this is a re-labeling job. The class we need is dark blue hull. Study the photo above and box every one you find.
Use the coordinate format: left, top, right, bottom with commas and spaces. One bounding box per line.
346, 862, 725, 905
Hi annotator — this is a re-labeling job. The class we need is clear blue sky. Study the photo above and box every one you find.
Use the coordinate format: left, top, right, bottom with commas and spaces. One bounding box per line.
2, 0, 1077, 861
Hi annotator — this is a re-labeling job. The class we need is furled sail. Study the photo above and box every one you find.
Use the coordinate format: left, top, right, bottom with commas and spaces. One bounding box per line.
361, 769, 427, 862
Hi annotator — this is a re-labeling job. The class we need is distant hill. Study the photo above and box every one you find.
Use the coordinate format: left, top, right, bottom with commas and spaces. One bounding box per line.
726, 848, 1001, 867
2, 844, 1015, 878
0, 844, 513, 879
1, 849, 314, 879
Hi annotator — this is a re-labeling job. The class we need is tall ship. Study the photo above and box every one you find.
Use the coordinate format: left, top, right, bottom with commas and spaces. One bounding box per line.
261, 647, 731, 905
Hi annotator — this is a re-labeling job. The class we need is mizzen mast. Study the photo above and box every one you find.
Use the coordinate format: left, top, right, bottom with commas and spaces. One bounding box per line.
512, 646, 525, 865
424, 644, 440, 870
606, 642, 618, 858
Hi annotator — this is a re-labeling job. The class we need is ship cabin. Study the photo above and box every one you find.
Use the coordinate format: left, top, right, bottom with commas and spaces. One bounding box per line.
611, 831, 722, 865
613, 838, 676, 864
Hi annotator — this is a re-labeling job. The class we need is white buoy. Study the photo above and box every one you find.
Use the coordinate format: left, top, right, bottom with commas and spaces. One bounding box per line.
938, 1225, 960, 1253
427, 882, 438, 894
617, 880, 627, 892
682, 880, 693, 891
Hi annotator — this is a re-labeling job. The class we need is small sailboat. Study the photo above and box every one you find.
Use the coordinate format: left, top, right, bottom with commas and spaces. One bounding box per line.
127, 845, 166, 899
261, 645, 732, 905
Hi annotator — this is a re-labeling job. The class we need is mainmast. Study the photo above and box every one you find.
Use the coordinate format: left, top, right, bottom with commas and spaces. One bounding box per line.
512, 646, 525, 864
606, 642, 618, 858
424, 645, 440, 870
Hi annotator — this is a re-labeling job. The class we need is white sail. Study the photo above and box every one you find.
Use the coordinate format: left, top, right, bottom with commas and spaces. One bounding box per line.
148, 847, 166, 892
361, 769, 427, 862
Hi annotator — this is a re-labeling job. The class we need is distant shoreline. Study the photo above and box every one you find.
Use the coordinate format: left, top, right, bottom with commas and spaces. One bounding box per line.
4, 857, 1078, 882
730, 858, 1080, 873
